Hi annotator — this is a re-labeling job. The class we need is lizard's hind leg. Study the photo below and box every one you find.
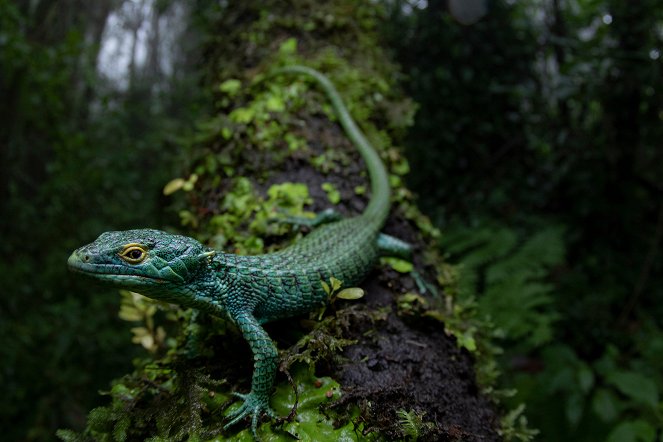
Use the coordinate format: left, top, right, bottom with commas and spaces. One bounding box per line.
278, 207, 342, 229
377, 233, 437, 295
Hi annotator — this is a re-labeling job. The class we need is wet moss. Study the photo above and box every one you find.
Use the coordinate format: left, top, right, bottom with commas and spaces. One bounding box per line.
58, 1, 513, 440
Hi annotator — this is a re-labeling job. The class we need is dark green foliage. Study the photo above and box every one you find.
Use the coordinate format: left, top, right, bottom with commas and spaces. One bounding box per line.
383, 0, 541, 220
53, 0, 509, 439
0, 1, 206, 439
442, 224, 564, 349
385, 0, 663, 439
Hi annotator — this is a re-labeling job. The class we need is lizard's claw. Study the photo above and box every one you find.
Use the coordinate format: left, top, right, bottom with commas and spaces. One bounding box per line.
224, 391, 278, 439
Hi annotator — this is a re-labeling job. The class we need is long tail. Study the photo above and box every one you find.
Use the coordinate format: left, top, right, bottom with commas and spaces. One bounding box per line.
271, 65, 391, 225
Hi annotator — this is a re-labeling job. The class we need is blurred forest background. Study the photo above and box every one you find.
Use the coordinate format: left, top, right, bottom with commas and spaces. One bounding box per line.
1, 0, 661, 441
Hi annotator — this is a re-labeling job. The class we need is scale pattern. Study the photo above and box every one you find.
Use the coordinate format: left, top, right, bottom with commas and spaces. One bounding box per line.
213, 218, 382, 322
68, 66, 396, 439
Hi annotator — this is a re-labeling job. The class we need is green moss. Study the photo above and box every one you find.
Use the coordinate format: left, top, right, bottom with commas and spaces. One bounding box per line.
59, 1, 514, 439
321, 182, 341, 204
212, 366, 361, 442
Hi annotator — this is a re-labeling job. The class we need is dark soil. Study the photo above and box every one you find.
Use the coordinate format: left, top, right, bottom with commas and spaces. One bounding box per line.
253, 110, 502, 441
332, 278, 500, 441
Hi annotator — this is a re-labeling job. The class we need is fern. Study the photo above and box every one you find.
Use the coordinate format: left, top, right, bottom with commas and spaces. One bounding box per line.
442, 223, 565, 348
396, 408, 433, 441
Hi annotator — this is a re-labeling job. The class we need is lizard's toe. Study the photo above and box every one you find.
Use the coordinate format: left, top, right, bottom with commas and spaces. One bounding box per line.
223, 391, 278, 438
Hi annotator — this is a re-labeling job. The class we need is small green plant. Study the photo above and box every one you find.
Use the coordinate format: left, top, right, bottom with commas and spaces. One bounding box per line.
512, 342, 663, 441
318, 276, 365, 319
118, 290, 174, 354
442, 223, 564, 349
321, 182, 341, 204
498, 404, 539, 442
396, 409, 434, 441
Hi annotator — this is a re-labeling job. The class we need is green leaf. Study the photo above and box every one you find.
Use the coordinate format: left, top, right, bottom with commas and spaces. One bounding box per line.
393, 158, 410, 175
577, 364, 595, 393
219, 79, 241, 96
321, 182, 341, 204
565, 392, 583, 426
592, 388, 619, 422
265, 94, 285, 112
329, 276, 342, 292
381, 257, 413, 273
336, 288, 364, 300
118, 305, 142, 322
320, 280, 330, 295
55, 429, 79, 442
606, 371, 659, 408
229, 107, 255, 124
162, 178, 185, 195
606, 420, 656, 442
457, 331, 477, 352
225, 365, 359, 441
182, 174, 198, 191
279, 37, 297, 54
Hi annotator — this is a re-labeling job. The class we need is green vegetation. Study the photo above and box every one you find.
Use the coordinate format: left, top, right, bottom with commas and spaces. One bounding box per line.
4, 0, 660, 440
0, 1, 206, 439
386, 0, 663, 440
48, 2, 479, 439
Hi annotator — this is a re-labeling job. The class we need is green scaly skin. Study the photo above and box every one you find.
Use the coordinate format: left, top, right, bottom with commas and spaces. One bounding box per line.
68, 66, 414, 438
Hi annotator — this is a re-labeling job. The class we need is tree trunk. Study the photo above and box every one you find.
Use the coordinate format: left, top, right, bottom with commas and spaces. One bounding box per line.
58, 1, 502, 441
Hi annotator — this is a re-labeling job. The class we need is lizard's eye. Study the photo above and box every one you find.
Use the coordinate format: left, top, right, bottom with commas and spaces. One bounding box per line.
119, 244, 148, 264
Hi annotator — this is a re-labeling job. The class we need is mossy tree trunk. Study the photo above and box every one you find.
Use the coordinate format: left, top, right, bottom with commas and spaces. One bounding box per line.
58, 1, 503, 441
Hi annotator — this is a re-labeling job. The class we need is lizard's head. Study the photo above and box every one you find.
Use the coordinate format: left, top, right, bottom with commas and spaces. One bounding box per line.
68, 229, 215, 299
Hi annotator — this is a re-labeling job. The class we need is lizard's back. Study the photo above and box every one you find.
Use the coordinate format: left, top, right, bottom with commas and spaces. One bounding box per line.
213, 215, 382, 322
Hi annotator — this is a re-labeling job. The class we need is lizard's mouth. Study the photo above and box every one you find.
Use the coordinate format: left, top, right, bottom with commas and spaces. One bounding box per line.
67, 253, 167, 284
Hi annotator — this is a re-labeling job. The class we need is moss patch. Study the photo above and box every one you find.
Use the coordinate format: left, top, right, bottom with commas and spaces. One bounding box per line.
58, 1, 510, 441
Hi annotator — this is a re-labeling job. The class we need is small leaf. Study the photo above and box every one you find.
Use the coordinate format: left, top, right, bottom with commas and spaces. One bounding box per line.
229, 107, 255, 123
118, 305, 142, 322
266, 94, 285, 112
393, 158, 410, 175
55, 430, 79, 442
606, 420, 656, 442
182, 173, 198, 192
330, 276, 342, 292
336, 288, 364, 300
382, 257, 413, 273
565, 393, 584, 426
606, 371, 659, 408
592, 388, 619, 422
219, 79, 241, 96
320, 280, 330, 295
401, 292, 427, 305
279, 37, 297, 54
458, 331, 477, 352
163, 178, 185, 195
321, 182, 341, 204
577, 365, 595, 393
424, 310, 445, 323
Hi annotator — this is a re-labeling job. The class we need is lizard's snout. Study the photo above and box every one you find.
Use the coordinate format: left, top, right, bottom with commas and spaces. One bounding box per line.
68, 247, 94, 271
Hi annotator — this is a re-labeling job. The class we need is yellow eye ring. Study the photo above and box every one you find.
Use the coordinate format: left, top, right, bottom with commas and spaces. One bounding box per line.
119, 244, 148, 264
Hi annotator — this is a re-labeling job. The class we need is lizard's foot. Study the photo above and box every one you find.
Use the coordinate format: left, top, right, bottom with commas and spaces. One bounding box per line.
224, 391, 278, 439
411, 268, 439, 296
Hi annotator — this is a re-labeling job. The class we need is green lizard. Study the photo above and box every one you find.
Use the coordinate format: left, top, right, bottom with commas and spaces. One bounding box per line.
68, 66, 420, 438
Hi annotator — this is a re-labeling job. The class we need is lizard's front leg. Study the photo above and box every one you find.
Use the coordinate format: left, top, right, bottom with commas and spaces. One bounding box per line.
224, 310, 278, 438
